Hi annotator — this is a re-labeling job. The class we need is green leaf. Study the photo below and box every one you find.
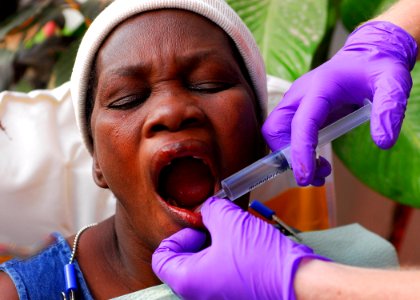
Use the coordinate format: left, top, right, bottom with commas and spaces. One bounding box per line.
340, 0, 396, 32
228, 0, 332, 81
333, 64, 420, 207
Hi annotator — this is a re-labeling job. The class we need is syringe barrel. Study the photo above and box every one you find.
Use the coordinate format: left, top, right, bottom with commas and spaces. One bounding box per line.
221, 151, 290, 201
219, 100, 372, 202
317, 101, 372, 148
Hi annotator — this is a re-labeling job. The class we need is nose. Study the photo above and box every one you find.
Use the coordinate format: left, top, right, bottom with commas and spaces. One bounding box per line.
143, 92, 206, 138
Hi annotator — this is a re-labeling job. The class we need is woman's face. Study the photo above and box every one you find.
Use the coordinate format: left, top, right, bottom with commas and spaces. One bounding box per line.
91, 9, 263, 249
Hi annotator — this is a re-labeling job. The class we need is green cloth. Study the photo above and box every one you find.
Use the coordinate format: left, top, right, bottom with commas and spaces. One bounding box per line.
112, 223, 399, 300
295, 223, 398, 268
112, 284, 178, 300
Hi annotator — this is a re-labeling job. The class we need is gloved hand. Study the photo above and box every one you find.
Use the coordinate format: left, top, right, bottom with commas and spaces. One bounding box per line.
262, 21, 418, 186
152, 197, 328, 300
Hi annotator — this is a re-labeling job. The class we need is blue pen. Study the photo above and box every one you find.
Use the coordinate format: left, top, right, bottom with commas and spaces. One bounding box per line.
250, 200, 300, 240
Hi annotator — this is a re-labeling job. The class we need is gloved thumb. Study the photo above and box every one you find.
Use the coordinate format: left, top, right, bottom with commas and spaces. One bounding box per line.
152, 228, 207, 297
152, 228, 206, 276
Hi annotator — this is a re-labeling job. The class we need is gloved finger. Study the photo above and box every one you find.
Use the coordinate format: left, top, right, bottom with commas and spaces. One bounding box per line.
310, 156, 332, 186
314, 156, 332, 179
201, 197, 283, 252
290, 96, 331, 186
311, 177, 326, 187
200, 197, 249, 242
154, 227, 207, 255
152, 228, 207, 297
262, 101, 296, 151
152, 228, 207, 284
371, 68, 412, 149
262, 79, 306, 151
200, 196, 239, 225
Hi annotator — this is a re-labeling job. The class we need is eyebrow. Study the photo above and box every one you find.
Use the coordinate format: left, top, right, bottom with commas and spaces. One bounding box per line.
104, 49, 238, 79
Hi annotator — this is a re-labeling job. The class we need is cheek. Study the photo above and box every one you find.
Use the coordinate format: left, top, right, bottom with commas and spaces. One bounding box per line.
212, 91, 263, 173
92, 113, 125, 158
92, 109, 142, 155
91, 110, 146, 186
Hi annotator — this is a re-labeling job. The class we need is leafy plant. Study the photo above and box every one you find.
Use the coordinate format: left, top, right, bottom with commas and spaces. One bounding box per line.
0, 0, 111, 91
227, 0, 336, 81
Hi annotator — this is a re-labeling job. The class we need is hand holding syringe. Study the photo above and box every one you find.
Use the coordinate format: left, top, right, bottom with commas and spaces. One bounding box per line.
214, 100, 372, 201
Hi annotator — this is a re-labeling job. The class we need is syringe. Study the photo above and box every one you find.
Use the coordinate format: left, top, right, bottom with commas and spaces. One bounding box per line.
215, 100, 372, 201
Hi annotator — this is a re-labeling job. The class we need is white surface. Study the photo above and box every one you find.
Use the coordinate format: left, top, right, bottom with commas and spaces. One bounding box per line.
0, 82, 115, 246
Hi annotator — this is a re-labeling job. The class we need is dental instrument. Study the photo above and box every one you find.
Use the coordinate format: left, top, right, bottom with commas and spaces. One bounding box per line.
214, 100, 372, 201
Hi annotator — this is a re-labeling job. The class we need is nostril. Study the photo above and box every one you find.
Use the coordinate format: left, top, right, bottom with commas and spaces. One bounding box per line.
145, 105, 206, 137
151, 118, 201, 133
151, 124, 167, 132
180, 117, 201, 129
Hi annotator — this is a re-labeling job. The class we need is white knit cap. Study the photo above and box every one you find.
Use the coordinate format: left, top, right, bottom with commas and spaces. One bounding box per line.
70, 0, 267, 153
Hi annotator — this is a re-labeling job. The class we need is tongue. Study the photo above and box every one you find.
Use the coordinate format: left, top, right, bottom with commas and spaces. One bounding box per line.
159, 157, 214, 208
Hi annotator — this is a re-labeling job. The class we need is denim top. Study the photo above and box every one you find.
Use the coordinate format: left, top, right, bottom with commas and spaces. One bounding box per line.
0, 232, 93, 300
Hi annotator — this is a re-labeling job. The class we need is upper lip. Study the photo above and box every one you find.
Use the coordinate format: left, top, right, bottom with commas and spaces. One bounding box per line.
151, 139, 220, 197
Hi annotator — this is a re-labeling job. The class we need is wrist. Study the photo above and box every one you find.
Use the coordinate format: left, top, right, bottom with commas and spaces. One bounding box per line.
284, 247, 332, 300
294, 258, 338, 300
346, 21, 418, 70
371, 0, 420, 50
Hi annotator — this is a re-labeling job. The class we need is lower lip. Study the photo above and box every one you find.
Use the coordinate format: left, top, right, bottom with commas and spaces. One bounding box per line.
158, 196, 205, 228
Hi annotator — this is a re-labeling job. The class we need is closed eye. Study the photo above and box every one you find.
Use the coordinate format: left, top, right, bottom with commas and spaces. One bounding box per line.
188, 82, 233, 94
108, 93, 150, 110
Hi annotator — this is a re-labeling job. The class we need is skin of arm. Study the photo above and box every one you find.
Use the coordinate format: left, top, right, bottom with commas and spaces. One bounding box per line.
0, 272, 19, 299
294, 259, 420, 300
372, 0, 420, 52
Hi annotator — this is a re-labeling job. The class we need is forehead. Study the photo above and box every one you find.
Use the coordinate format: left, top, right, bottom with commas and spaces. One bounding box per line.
96, 9, 239, 70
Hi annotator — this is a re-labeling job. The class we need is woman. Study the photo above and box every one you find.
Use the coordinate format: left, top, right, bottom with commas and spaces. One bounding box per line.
1, 1, 323, 299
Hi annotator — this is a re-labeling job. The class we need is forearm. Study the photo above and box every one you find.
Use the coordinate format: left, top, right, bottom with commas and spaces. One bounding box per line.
294, 259, 420, 299
372, 0, 420, 51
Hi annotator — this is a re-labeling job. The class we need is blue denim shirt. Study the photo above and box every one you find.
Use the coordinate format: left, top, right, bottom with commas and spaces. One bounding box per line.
0, 232, 93, 300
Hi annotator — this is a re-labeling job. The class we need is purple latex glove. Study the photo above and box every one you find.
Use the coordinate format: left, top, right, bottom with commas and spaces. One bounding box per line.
262, 21, 418, 186
152, 197, 328, 300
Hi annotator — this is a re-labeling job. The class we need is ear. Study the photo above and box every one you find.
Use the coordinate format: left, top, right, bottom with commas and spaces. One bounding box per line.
92, 153, 108, 188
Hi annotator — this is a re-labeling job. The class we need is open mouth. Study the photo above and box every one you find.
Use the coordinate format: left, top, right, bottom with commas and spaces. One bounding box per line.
158, 156, 215, 210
